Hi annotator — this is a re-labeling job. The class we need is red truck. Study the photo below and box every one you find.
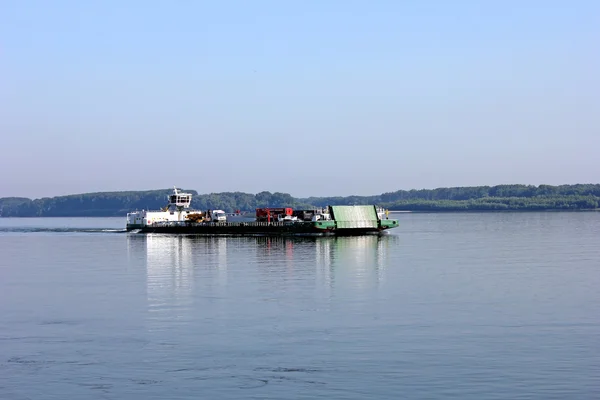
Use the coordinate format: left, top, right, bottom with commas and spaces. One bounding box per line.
255, 207, 293, 222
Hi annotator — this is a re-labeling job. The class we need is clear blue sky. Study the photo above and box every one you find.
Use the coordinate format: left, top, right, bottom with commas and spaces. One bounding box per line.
1, 0, 598, 198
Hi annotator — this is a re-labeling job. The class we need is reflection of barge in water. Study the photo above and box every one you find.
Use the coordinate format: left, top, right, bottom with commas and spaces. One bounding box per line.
126, 187, 399, 236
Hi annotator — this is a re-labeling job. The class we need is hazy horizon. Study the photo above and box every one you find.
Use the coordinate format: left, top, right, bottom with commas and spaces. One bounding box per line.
3, 181, 600, 201
2, 1, 598, 199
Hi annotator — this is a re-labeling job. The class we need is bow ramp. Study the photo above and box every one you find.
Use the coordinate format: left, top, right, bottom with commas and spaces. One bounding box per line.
329, 205, 379, 229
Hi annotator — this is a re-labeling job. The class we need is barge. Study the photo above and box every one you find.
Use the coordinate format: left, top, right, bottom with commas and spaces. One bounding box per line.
126, 187, 398, 236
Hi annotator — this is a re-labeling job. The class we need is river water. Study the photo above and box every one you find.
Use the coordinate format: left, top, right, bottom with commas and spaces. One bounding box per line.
1, 212, 598, 399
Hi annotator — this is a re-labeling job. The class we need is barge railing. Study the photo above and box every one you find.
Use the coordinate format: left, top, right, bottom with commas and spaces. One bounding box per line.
148, 221, 311, 228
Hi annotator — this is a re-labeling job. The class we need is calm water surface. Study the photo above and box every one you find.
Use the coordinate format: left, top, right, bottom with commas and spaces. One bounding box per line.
1, 213, 599, 399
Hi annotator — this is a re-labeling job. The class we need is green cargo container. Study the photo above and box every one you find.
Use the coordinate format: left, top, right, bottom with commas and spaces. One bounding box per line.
330, 205, 379, 229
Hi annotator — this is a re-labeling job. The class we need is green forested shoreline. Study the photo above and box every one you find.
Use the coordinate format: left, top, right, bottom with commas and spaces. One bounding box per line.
1, 184, 599, 217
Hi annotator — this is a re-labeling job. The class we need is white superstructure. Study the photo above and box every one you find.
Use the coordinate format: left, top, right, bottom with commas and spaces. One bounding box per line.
126, 187, 196, 229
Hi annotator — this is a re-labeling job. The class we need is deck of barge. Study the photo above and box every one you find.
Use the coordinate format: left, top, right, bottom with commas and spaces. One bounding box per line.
127, 206, 399, 236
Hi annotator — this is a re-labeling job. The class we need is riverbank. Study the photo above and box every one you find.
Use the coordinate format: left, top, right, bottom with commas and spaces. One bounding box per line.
1, 184, 599, 217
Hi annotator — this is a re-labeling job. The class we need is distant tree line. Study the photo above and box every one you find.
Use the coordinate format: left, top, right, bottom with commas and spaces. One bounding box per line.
305, 184, 600, 211
1, 184, 599, 217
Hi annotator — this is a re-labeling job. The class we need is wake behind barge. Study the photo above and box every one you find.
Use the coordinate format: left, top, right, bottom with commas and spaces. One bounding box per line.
126, 187, 399, 236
